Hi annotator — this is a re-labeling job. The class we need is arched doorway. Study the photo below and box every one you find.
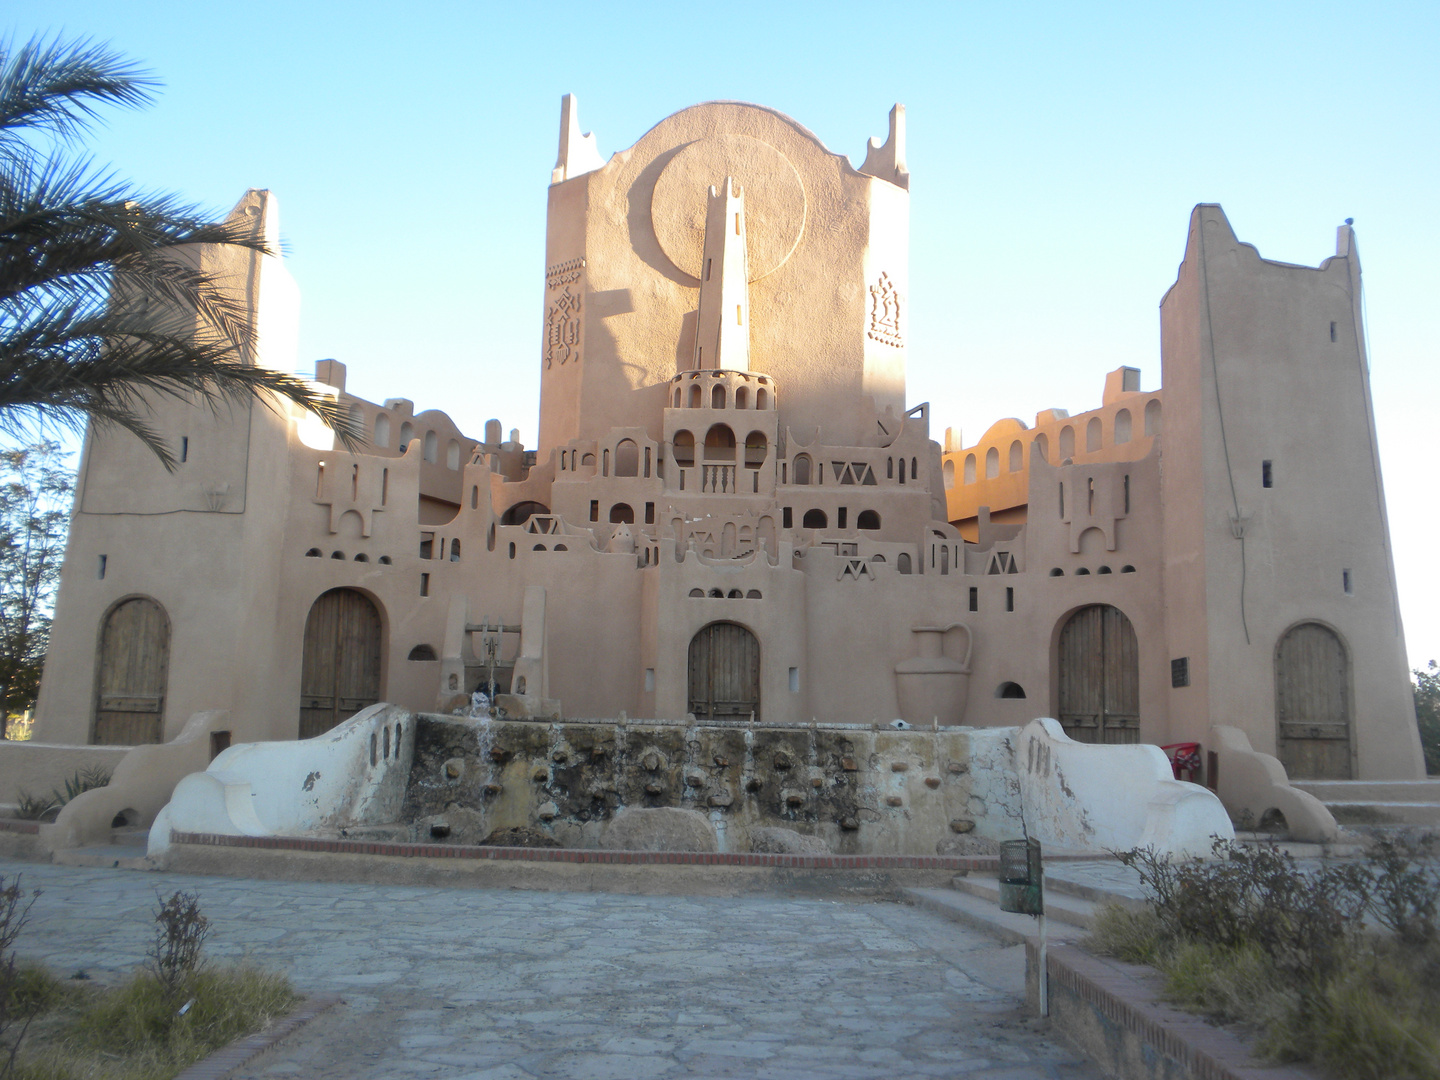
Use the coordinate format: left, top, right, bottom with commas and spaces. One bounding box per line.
1057, 604, 1139, 744
93, 596, 170, 745
1275, 622, 1352, 779
500, 501, 549, 526
299, 588, 382, 739
688, 622, 760, 722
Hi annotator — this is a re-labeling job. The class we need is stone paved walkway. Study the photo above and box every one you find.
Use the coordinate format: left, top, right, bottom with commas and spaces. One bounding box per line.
1, 859, 1099, 1079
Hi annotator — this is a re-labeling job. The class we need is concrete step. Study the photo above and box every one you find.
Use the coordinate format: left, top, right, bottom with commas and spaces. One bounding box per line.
1321, 802, 1440, 826
1232, 831, 1368, 856
52, 843, 152, 870
949, 872, 1100, 930
903, 886, 1083, 946
1293, 779, 1440, 803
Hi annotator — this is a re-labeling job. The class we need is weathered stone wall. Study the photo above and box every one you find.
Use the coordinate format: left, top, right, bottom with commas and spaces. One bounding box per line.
401, 714, 1023, 855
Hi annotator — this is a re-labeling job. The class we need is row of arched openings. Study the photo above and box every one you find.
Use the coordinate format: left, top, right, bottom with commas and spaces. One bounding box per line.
953, 400, 1164, 486
673, 383, 771, 410
671, 426, 766, 467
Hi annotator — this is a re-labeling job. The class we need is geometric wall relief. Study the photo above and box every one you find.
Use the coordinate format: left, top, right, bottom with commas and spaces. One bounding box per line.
838, 558, 877, 581
830, 461, 878, 485
545, 257, 585, 369
866, 271, 903, 348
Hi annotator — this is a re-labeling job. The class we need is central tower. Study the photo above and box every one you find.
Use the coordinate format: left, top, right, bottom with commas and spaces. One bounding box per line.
537, 98, 911, 455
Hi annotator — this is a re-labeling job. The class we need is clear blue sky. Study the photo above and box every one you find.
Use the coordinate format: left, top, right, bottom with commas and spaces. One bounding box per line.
12, 1, 1440, 669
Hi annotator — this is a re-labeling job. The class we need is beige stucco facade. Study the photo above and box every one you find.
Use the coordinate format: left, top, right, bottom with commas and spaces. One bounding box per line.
31, 100, 1423, 784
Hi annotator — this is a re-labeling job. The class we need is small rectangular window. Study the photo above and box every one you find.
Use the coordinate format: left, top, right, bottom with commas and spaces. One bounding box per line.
968, 587, 978, 612
789, 667, 799, 693
97, 554, 107, 580
1330, 321, 1337, 342
1005, 587, 1014, 612
209, 731, 231, 760
1123, 474, 1130, 513
1171, 657, 1190, 688
1262, 460, 1273, 488
1343, 569, 1353, 595
782, 507, 793, 529
644, 668, 655, 693
420, 573, 430, 597
838, 507, 847, 530
645, 502, 655, 525
590, 500, 599, 522
179, 436, 188, 464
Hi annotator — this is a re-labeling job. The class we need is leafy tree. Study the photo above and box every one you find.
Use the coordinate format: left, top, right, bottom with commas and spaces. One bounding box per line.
0, 441, 69, 732
0, 36, 358, 468
1415, 662, 1440, 775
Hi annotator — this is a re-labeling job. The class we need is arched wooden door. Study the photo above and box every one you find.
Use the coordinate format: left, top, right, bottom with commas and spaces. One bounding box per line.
1275, 623, 1352, 779
688, 622, 760, 722
299, 588, 382, 739
1057, 604, 1139, 744
93, 597, 170, 745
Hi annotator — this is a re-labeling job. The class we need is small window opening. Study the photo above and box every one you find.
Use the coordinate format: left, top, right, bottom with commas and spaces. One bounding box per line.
381, 468, 388, 505
351, 463, 359, 500
782, 507, 793, 528
837, 507, 847, 530
897, 552, 912, 574
180, 436, 188, 464
1330, 321, 1337, 342
508, 543, 516, 559
383, 725, 391, 760
1059, 482, 1065, 519
788, 667, 799, 693
645, 668, 655, 692
316, 462, 325, 499
705, 258, 712, 281
1123, 474, 1130, 513
1262, 460, 1273, 488
379, 555, 392, 564
1005, 586, 1014, 611
450, 539, 460, 561
1098, 565, 1112, 574
1343, 569, 1353, 595
408, 644, 437, 661
1087, 477, 1095, 515
1121, 564, 1135, 573
1049, 567, 1063, 576
420, 573, 430, 596
590, 500, 599, 522
331, 551, 344, 560
97, 554, 107, 579
645, 502, 655, 524
370, 733, 378, 766
996, 682, 1026, 699
968, 587, 978, 612
305, 548, 321, 558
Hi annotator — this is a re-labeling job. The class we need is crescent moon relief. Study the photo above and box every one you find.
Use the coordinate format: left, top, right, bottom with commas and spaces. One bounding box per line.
650, 134, 807, 283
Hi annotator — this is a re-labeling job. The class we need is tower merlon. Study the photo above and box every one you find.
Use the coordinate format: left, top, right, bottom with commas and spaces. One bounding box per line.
860, 104, 909, 190
552, 93, 606, 185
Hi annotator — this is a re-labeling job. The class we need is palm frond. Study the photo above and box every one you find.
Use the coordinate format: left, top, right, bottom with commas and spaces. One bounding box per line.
0, 36, 156, 148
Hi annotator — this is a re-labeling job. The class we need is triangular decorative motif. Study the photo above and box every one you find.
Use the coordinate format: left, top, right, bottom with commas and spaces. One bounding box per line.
839, 558, 876, 581
987, 551, 1017, 575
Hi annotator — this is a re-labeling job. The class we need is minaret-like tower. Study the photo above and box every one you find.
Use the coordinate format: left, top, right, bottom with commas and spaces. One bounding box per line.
691, 177, 750, 371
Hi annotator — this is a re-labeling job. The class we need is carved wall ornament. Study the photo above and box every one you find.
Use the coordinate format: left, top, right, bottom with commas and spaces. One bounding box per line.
546, 286, 582, 368
867, 272, 904, 348
546, 257, 586, 289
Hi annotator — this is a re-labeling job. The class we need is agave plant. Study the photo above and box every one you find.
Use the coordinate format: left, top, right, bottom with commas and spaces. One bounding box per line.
0, 36, 360, 468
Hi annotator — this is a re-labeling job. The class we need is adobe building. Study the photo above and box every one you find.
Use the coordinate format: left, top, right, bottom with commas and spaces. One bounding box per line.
31, 97, 1424, 784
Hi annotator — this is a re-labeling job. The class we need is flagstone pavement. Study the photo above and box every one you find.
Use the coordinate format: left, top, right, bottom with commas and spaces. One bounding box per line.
1, 858, 1101, 1079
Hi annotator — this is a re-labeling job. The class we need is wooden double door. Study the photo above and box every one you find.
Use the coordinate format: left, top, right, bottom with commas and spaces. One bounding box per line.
688, 622, 760, 722
1057, 604, 1140, 744
1275, 623, 1352, 779
93, 597, 170, 745
299, 588, 382, 739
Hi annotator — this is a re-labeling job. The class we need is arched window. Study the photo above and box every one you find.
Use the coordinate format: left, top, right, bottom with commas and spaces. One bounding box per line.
964, 454, 976, 484
446, 439, 461, 469
423, 430, 438, 463
408, 645, 438, 661
673, 387, 683, 408
305, 548, 322, 557
944, 460, 955, 488
802, 509, 827, 529
735, 386, 749, 409
996, 682, 1027, 699
793, 454, 811, 485
374, 413, 390, 447
689, 384, 702, 408
1144, 398, 1162, 436
985, 447, 999, 479
1009, 440, 1023, 472
857, 510, 881, 530
500, 501, 549, 525
1050, 567, 1064, 576
756, 387, 768, 410
610, 503, 634, 524
615, 439, 639, 477
1086, 417, 1102, 452
399, 421, 414, 448
1114, 409, 1132, 444
689, 588, 704, 597
744, 431, 766, 467
450, 539, 460, 561
672, 431, 695, 467
1059, 425, 1075, 460
711, 384, 726, 409
897, 552, 912, 574
581, 452, 595, 467
704, 424, 735, 461
354, 553, 369, 562
1034, 433, 1049, 463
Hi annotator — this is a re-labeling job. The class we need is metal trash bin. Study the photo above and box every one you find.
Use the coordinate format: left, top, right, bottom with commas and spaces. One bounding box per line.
998, 837, 1043, 916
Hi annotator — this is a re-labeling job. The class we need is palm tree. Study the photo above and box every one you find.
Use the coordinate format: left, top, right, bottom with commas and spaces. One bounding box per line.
0, 36, 359, 468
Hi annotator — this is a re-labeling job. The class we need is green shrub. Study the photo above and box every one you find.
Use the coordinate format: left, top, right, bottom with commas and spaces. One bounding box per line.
1084, 902, 1163, 965
50, 769, 109, 810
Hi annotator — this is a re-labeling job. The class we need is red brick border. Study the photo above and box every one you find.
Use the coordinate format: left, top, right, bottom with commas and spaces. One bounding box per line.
170, 832, 1002, 871
0, 818, 41, 835
172, 993, 341, 1080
